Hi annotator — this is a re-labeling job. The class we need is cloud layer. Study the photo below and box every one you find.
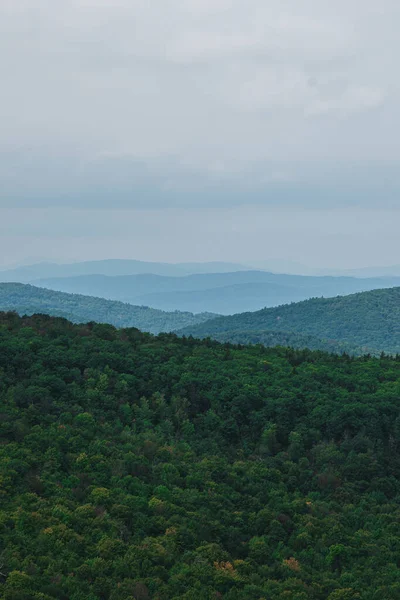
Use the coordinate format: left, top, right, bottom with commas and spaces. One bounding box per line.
1, 0, 399, 209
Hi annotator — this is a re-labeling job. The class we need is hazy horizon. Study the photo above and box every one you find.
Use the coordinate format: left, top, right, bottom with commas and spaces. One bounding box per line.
1, 250, 400, 277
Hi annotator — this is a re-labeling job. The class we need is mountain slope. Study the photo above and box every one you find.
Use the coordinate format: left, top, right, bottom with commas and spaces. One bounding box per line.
0, 283, 216, 334
1, 312, 400, 599
34, 270, 400, 314
207, 329, 373, 356
179, 287, 400, 354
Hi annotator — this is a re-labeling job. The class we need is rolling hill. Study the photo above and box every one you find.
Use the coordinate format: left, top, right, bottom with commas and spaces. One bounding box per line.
178, 287, 400, 354
0, 283, 216, 334
33, 270, 400, 315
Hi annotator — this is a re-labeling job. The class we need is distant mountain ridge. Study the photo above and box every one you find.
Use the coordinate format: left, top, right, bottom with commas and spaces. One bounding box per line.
0, 283, 217, 334
178, 287, 400, 355
0, 259, 250, 282
331, 265, 400, 278
33, 270, 400, 315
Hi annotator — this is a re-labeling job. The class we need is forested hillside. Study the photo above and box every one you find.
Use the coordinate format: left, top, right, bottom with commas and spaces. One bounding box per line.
206, 329, 373, 356
1, 312, 400, 599
180, 287, 400, 355
0, 283, 215, 334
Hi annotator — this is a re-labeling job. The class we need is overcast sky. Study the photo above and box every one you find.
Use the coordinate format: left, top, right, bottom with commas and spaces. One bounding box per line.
1, 1, 399, 268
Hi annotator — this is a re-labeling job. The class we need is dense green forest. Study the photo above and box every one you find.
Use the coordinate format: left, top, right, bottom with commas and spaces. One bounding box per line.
179, 287, 400, 355
204, 330, 373, 356
0, 284, 216, 334
1, 312, 400, 599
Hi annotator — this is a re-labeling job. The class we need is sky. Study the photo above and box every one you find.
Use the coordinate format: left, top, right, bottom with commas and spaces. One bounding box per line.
1, 0, 399, 269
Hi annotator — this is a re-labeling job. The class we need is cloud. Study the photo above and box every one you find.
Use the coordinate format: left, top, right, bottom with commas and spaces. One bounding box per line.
306, 84, 385, 117
0, 0, 398, 209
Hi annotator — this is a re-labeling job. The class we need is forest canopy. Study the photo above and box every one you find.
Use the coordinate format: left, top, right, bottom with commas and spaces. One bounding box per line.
1, 312, 400, 599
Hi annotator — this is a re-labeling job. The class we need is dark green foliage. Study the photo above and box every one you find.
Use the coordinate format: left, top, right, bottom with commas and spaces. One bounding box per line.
200, 329, 369, 356
179, 287, 400, 354
1, 312, 400, 599
0, 283, 216, 334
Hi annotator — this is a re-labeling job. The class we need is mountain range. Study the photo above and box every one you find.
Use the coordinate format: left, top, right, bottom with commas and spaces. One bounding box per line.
0, 259, 249, 282
3, 259, 400, 315
32, 270, 400, 315
1, 281, 399, 356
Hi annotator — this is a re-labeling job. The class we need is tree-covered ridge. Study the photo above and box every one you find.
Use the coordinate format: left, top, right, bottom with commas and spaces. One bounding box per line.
179, 287, 400, 354
0, 283, 216, 334
203, 329, 375, 356
1, 312, 400, 599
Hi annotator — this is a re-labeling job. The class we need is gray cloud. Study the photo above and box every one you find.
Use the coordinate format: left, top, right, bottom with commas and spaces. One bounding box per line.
1, 0, 399, 210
